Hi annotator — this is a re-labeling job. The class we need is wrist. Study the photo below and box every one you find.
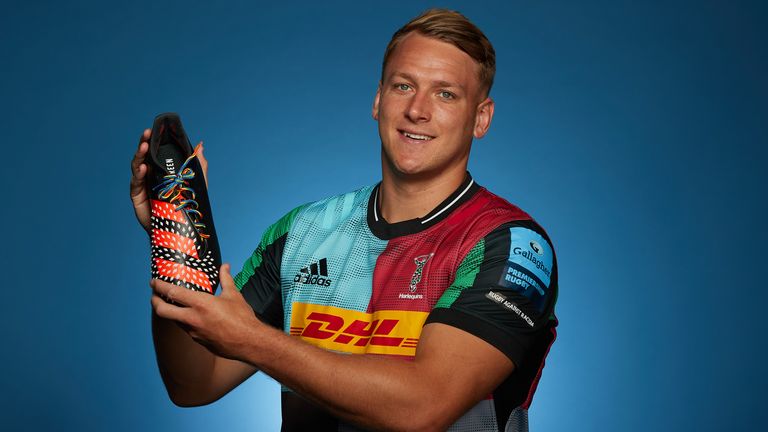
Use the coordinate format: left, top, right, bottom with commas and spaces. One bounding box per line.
238, 320, 283, 370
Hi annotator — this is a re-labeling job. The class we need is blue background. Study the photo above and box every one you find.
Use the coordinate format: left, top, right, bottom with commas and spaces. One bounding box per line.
2, 0, 765, 430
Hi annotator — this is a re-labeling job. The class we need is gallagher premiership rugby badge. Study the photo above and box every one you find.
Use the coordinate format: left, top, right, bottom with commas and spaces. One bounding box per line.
498, 227, 553, 312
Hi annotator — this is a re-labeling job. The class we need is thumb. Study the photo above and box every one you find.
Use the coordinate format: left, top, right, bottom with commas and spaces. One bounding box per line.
219, 263, 237, 296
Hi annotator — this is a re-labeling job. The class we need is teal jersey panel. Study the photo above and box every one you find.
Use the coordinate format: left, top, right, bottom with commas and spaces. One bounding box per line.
280, 185, 389, 329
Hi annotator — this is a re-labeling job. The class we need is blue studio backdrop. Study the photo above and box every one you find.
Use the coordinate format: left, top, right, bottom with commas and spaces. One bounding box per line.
1, 1, 766, 431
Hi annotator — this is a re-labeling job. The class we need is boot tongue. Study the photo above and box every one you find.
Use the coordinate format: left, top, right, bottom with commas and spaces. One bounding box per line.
148, 122, 170, 174
150, 119, 186, 177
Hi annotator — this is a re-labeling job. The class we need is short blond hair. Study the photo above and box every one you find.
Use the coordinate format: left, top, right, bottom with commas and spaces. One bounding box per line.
382, 9, 496, 96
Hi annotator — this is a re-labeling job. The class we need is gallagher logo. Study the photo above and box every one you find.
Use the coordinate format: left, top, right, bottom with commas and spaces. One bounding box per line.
512, 247, 551, 277
294, 258, 331, 287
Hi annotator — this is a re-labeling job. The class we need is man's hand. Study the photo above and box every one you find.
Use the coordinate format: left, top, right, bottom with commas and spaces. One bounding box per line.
130, 129, 152, 231
150, 264, 261, 361
129, 128, 208, 232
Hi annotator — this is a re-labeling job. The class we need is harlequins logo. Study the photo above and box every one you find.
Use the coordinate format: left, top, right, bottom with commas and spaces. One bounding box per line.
294, 258, 332, 287
409, 253, 434, 293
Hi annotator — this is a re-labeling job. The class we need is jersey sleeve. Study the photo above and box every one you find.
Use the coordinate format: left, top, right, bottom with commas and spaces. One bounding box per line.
425, 220, 558, 368
233, 205, 306, 329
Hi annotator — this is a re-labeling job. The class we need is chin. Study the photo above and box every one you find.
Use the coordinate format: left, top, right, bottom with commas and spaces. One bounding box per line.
390, 161, 443, 180
389, 156, 424, 174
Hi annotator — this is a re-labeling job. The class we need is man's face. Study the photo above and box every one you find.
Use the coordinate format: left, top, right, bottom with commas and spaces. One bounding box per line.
373, 32, 494, 181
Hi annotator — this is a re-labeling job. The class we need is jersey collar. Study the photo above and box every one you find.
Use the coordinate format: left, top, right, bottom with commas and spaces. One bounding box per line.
367, 172, 480, 240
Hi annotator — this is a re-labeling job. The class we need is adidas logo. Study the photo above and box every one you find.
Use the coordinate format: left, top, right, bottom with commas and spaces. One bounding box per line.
294, 258, 332, 287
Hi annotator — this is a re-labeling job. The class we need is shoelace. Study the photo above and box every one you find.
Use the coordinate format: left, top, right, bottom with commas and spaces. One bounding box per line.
154, 143, 210, 239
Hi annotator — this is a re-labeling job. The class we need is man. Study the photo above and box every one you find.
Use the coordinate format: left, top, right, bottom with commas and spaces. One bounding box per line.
130, 9, 558, 432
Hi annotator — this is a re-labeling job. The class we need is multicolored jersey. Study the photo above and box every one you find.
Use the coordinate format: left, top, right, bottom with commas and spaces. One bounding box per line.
234, 175, 558, 432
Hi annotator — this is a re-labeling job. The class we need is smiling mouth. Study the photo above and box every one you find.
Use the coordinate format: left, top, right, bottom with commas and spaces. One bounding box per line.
399, 130, 435, 141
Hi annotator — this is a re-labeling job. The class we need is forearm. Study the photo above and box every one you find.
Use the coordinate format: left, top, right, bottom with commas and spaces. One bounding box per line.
152, 311, 218, 405
149, 267, 512, 428
242, 325, 464, 432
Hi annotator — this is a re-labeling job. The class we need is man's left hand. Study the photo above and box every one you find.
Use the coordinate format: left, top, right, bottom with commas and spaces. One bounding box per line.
150, 264, 262, 361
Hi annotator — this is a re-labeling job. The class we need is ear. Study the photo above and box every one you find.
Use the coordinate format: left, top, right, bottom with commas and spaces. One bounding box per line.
372, 82, 382, 121
473, 97, 495, 139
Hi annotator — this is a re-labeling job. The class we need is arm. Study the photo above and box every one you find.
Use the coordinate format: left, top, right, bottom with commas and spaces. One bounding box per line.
152, 267, 515, 431
151, 307, 257, 407
131, 128, 257, 406
248, 320, 513, 432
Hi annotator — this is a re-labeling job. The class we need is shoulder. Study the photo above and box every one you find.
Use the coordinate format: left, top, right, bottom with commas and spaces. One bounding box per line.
285, 184, 375, 231
445, 185, 555, 265
470, 187, 558, 299
298, 184, 375, 218
471, 186, 555, 248
262, 184, 377, 241
452, 185, 558, 299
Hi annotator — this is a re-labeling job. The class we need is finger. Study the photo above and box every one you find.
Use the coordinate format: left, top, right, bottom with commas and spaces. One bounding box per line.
130, 163, 148, 198
151, 279, 205, 308
218, 263, 236, 297
131, 141, 149, 174
151, 294, 194, 323
131, 130, 151, 198
139, 128, 151, 143
132, 128, 150, 167
130, 135, 150, 195
197, 141, 209, 187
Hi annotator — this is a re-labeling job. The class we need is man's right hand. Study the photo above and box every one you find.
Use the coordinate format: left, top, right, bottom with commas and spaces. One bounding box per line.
130, 128, 152, 232
129, 128, 209, 233
151, 274, 258, 407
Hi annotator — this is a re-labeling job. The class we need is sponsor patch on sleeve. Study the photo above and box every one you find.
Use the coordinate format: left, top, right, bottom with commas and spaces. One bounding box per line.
498, 227, 553, 310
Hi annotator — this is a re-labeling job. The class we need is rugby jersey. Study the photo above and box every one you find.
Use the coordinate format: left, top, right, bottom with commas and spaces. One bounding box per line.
234, 174, 558, 431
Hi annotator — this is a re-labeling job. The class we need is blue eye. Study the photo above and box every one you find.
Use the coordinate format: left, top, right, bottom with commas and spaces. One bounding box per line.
396, 83, 411, 91
439, 91, 455, 100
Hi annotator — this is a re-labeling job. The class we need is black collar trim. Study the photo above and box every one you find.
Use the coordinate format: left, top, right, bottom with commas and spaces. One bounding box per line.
367, 173, 480, 240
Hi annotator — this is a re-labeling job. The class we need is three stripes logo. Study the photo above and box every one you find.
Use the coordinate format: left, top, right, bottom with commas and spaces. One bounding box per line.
150, 200, 217, 293
294, 258, 332, 287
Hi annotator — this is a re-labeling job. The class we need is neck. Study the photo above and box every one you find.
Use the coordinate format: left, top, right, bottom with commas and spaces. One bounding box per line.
378, 165, 467, 223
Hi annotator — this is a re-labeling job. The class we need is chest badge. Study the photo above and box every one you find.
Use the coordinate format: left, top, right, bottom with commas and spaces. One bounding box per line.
409, 253, 434, 293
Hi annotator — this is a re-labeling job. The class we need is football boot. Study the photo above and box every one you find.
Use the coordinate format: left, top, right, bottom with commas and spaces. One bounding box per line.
146, 113, 221, 294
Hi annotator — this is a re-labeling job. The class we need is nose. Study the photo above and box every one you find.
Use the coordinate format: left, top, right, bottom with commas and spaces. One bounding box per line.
405, 91, 431, 123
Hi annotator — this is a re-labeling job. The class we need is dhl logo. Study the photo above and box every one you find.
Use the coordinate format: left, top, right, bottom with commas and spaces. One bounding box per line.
289, 302, 428, 356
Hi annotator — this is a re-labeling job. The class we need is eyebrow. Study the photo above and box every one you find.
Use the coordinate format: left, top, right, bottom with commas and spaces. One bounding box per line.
389, 72, 465, 91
